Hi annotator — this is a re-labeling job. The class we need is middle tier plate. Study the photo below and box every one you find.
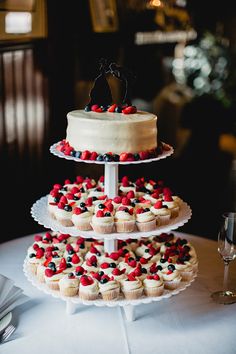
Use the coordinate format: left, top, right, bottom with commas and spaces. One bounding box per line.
31, 196, 192, 240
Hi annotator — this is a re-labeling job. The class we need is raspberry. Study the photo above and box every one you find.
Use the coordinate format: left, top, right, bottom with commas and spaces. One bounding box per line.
164, 195, 173, 202
127, 191, 135, 199
128, 260, 136, 268
66, 244, 73, 252
34, 235, 42, 242
80, 275, 93, 286
101, 262, 109, 269
140, 257, 148, 264
112, 268, 121, 275
81, 150, 91, 160
122, 197, 131, 206
91, 104, 99, 111
139, 151, 149, 160
36, 248, 44, 258
86, 197, 93, 206
59, 196, 68, 204
73, 207, 82, 215
154, 201, 163, 209
65, 193, 73, 200
90, 151, 98, 160
113, 196, 122, 204
136, 208, 144, 214
153, 274, 160, 281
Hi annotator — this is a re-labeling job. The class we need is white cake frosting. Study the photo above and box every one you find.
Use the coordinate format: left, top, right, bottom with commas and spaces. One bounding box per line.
66, 110, 158, 154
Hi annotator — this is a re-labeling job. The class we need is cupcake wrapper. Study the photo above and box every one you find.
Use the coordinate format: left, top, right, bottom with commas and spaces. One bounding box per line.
101, 287, 120, 301
192, 263, 198, 273
91, 223, 114, 234
115, 220, 136, 233
136, 219, 156, 232
79, 291, 98, 301
144, 284, 164, 297
28, 263, 37, 275
180, 270, 194, 282
36, 269, 46, 283
157, 214, 171, 226
56, 218, 74, 227
164, 278, 181, 290
170, 207, 179, 219
122, 287, 143, 300
46, 281, 60, 291
59, 287, 79, 297
73, 220, 92, 231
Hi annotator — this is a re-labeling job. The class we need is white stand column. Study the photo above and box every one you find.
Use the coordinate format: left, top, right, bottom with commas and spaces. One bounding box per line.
104, 163, 119, 253
66, 300, 76, 315
123, 305, 135, 322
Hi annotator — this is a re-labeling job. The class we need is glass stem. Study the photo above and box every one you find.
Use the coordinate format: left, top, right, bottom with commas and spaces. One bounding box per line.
223, 261, 230, 292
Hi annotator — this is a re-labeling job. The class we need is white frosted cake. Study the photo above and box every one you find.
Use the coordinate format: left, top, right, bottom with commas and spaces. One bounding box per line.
66, 110, 158, 155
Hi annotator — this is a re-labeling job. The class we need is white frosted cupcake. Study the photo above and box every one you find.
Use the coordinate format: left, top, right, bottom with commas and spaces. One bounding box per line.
135, 208, 156, 232
27, 247, 45, 275
54, 197, 73, 227
150, 201, 171, 226
114, 207, 136, 233
143, 274, 164, 297
162, 265, 182, 290
121, 274, 143, 300
59, 272, 79, 296
91, 210, 114, 234
44, 268, 64, 290
79, 275, 99, 300
111, 268, 127, 283
162, 195, 180, 218
98, 275, 120, 301
72, 207, 92, 230
175, 261, 194, 281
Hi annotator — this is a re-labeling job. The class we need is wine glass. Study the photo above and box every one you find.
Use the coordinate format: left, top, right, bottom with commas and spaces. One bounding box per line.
211, 212, 236, 304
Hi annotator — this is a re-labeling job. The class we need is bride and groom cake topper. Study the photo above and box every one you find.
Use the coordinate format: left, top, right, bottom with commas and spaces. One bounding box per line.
85, 58, 137, 113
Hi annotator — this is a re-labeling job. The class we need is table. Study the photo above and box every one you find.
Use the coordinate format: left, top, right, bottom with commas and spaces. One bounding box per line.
0, 232, 236, 354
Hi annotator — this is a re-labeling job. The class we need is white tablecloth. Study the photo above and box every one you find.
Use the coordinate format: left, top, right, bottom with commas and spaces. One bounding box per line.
0, 232, 236, 354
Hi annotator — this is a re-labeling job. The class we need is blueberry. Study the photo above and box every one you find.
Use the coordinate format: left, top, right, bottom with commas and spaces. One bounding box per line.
134, 153, 140, 161
100, 278, 108, 284
29, 253, 35, 258
144, 208, 150, 212
113, 154, 120, 162
110, 262, 116, 268
98, 271, 104, 276
122, 249, 129, 255
100, 105, 107, 111
183, 245, 190, 252
92, 197, 98, 201
79, 243, 85, 249
75, 271, 83, 276
96, 252, 101, 256
157, 265, 163, 271
153, 184, 159, 190
73, 196, 79, 201
165, 242, 171, 247
75, 151, 82, 158
79, 187, 85, 193
96, 155, 104, 161
81, 207, 88, 213
67, 263, 73, 268
98, 204, 105, 209
128, 257, 134, 262
145, 249, 150, 253
115, 106, 122, 113
53, 254, 60, 258
84, 104, 91, 112
131, 203, 135, 207
180, 239, 188, 246
68, 272, 74, 277
145, 189, 151, 195
141, 267, 147, 273
136, 256, 141, 261
48, 262, 56, 269
54, 197, 60, 203
168, 264, 175, 271
134, 199, 139, 204
91, 262, 97, 267
104, 212, 111, 217
54, 247, 59, 251
67, 256, 72, 262
64, 204, 72, 212
68, 249, 75, 255
80, 202, 86, 208
70, 150, 76, 157
61, 186, 67, 191
103, 154, 113, 162
160, 258, 167, 263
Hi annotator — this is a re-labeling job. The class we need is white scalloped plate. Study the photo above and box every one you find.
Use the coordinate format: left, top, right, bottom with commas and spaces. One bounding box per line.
31, 196, 192, 240
50, 142, 174, 165
23, 259, 197, 307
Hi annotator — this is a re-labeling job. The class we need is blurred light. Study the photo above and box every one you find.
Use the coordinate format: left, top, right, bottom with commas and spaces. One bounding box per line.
184, 46, 197, 57
176, 0, 187, 7
193, 77, 205, 89
172, 58, 184, 69
149, 0, 162, 7
5, 12, 32, 34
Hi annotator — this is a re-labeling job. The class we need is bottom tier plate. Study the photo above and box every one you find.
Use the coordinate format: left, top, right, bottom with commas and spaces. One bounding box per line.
23, 259, 197, 307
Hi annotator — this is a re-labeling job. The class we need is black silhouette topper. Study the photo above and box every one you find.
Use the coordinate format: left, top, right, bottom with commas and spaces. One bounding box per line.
88, 58, 112, 107
87, 59, 136, 108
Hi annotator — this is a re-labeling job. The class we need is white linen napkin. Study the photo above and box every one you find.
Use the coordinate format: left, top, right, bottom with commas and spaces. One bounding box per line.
0, 274, 29, 320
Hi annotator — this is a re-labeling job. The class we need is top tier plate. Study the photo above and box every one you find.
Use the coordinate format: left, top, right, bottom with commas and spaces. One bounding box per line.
50, 142, 174, 165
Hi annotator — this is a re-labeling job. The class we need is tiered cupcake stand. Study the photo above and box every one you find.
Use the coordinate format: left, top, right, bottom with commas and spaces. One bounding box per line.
24, 142, 195, 321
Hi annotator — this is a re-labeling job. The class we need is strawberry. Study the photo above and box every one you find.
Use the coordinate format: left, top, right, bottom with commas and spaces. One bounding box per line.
71, 186, 79, 194
112, 268, 122, 275
73, 207, 82, 215
140, 257, 148, 264
66, 244, 73, 252
34, 235, 42, 242
128, 208, 134, 215
105, 202, 114, 212
90, 151, 98, 160
75, 266, 85, 274
119, 152, 128, 161
113, 196, 122, 204
107, 104, 117, 112
45, 269, 55, 277
147, 275, 154, 280
122, 197, 131, 206
90, 245, 99, 254
76, 176, 84, 183
154, 201, 163, 209
139, 151, 149, 160
153, 274, 160, 281
164, 195, 173, 202
64, 146, 73, 156
95, 107, 103, 113
85, 197, 93, 206
100, 262, 109, 269
91, 272, 101, 281
50, 189, 59, 197
109, 252, 119, 261
72, 254, 80, 264
59, 258, 67, 270
91, 104, 99, 112
65, 193, 73, 200
136, 208, 144, 214
96, 210, 104, 217
59, 195, 68, 204
81, 150, 91, 160
80, 275, 93, 286
127, 191, 135, 199
86, 181, 93, 189
36, 248, 44, 259
33, 243, 39, 251
99, 176, 104, 183
127, 273, 136, 281
150, 263, 158, 274
128, 259, 136, 268
53, 183, 62, 190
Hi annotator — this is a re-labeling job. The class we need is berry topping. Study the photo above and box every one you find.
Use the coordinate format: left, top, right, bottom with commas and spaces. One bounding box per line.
119, 152, 128, 161
81, 150, 91, 160
80, 275, 94, 286
154, 201, 163, 209
107, 103, 117, 112
34, 235, 42, 242
127, 191, 135, 199
71, 254, 80, 264
36, 248, 44, 259
164, 195, 173, 202
127, 273, 136, 281
75, 266, 85, 276
96, 210, 104, 217
45, 269, 55, 277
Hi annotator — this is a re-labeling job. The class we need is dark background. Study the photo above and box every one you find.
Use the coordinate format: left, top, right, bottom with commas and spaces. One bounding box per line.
0, 0, 235, 242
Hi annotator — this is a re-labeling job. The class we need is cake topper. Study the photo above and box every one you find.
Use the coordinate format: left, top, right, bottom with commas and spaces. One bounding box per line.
85, 59, 137, 114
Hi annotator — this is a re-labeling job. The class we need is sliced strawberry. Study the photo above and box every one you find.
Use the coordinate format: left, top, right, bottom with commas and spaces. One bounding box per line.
107, 104, 117, 112
59, 258, 67, 270
100, 262, 109, 269
120, 152, 128, 161
45, 269, 55, 277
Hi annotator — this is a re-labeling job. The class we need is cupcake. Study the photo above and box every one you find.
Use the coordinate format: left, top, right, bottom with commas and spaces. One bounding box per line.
82, 255, 99, 273
144, 191, 162, 205
27, 247, 45, 275
162, 195, 180, 218
72, 206, 92, 231
91, 210, 114, 234
150, 201, 171, 226
54, 196, 73, 227
135, 208, 156, 232
44, 267, 64, 290
111, 268, 127, 283
119, 176, 136, 195
99, 262, 117, 275
162, 264, 182, 290
98, 275, 120, 301
47, 189, 63, 219
114, 206, 136, 233
79, 275, 99, 300
121, 274, 143, 300
59, 272, 79, 297
175, 260, 194, 281
143, 274, 164, 297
